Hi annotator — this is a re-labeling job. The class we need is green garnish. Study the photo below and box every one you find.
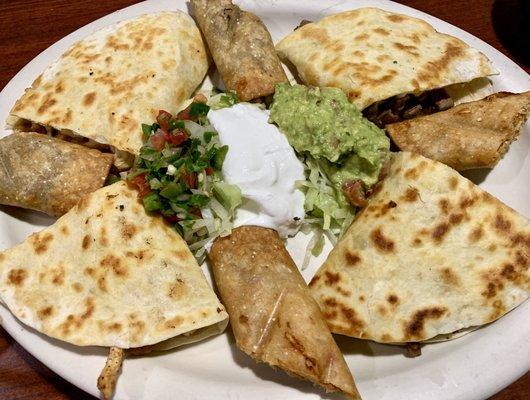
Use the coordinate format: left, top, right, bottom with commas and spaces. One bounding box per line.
127, 98, 241, 263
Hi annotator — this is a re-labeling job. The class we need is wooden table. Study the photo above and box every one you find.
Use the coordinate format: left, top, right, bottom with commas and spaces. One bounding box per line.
0, 1, 528, 399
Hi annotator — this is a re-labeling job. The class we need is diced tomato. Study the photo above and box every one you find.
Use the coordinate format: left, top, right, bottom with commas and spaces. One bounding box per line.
127, 173, 152, 199
176, 106, 192, 121
165, 129, 188, 146
342, 180, 367, 208
205, 167, 214, 176
190, 207, 202, 218
193, 93, 208, 103
149, 131, 167, 151
180, 168, 196, 189
164, 214, 181, 224
156, 110, 172, 132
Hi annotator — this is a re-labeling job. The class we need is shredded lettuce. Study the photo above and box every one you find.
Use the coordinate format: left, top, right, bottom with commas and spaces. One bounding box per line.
297, 155, 356, 269
208, 91, 239, 110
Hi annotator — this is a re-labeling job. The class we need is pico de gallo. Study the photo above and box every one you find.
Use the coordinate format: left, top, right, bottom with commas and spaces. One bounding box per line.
126, 94, 242, 262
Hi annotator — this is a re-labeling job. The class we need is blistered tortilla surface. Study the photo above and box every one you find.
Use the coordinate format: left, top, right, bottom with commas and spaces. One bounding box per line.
9, 11, 209, 154
0, 181, 228, 348
309, 152, 529, 343
276, 7, 495, 109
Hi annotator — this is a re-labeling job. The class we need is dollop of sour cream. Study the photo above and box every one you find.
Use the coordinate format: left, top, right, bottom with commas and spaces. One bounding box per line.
208, 103, 305, 237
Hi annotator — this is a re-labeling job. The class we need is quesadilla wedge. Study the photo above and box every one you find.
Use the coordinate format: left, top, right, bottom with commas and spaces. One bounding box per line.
385, 91, 530, 170
309, 152, 529, 343
8, 11, 209, 159
191, 0, 287, 101
0, 181, 228, 348
276, 8, 495, 119
0, 132, 113, 216
210, 226, 360, 399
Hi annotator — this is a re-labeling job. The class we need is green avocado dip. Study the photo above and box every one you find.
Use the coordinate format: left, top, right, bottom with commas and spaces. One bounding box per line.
269, 83, 389, 191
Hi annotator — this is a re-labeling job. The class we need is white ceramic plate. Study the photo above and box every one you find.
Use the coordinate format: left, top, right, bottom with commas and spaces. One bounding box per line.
0, 1, 529, 399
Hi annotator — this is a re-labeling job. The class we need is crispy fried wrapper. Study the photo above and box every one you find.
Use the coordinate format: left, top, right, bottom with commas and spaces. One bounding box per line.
98, 347, 125, 400
209, 226, 360, 399
386, 91, 530, 170
0, 132, 113, 216
191, 0, 287, 101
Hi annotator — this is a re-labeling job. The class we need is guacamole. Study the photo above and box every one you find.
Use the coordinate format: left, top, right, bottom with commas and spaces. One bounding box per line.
269, 83, 389, 188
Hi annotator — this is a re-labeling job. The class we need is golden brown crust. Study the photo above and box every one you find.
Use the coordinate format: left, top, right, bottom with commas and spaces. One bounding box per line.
97, 347, 125, 400
386, 91, 530, 170
192, 0, 287, 101
0, 132, 113, 216
210, 226, 360, 399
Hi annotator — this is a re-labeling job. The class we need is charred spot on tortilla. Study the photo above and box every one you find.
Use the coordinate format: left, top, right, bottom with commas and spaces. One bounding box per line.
345, 251, 362, 266
370, 227, 395, 253
324, 270, 341, 285
404, 307, 448, 340
7, 269, 27, 286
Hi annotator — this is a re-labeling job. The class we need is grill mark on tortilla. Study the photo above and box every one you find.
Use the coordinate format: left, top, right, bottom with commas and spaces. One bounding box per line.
373, 27, 389, 36
82, 235, 91, 250
439, 267, 460, 286
370, 228, 395, 253
51, 265, 65, 285
438, 199, 450, 214
404, 307, 447, 339
37, 306, 54, 320
164, 315, 183, 329
431, 222, 450, 243
324, 271, 341, 285
387, 294, 399, 305
168, 278, 187, 300
72, 282, 83, 293
7, 269, 27, 286
402, 187, 419, 202
449, 176, 458, 190
345, 251, 361, 266
83, 92, 96, 106
31, 232, 54, 254
59, 297, 95, 335
60, 225, 69, 235
493, 213, 512, 233
417, 43, 465, 84
121, 222, 137, 239
100, 254, 128, 277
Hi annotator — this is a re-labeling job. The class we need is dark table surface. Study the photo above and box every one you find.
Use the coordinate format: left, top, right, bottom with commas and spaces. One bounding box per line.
0, 1, 528, 399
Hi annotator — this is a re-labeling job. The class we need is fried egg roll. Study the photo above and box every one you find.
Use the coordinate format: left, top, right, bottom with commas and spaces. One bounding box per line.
191, 0, 287, 101
0, 132, 113, 216
209, 226, 360, 399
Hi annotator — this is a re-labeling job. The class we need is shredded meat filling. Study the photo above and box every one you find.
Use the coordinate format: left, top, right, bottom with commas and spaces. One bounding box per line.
363, 88, 454, 127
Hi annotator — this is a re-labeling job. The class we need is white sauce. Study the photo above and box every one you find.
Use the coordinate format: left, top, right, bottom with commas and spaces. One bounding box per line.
208, 104, 305, 237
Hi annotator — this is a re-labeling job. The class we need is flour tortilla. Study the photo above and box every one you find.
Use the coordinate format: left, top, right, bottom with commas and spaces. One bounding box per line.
276, 7, 495, 110
309, 152, 529, 343
0, 181, 228, 348
0, 132, 113, 216
210, 226, 360, 399
385, 91, 530, 170
8, 11, 209, 155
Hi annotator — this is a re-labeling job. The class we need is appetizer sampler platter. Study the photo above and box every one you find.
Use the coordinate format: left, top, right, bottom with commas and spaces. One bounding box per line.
0, 1, 529, 400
